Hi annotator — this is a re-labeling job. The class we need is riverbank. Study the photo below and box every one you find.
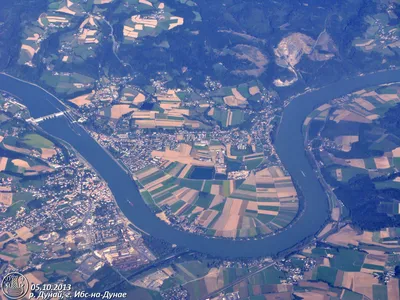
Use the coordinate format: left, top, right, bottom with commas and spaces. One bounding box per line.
0, 70, 399, 258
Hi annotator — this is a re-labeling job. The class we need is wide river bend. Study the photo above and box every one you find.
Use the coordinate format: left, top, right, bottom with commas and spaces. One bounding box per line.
1, 70, 399, 258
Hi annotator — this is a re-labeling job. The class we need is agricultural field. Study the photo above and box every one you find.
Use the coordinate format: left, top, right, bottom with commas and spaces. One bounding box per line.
294, 276, 398, 300
378, 200, 400, 215
18, 24, 45, 67
41, 71, 95, 95
353, 9, 400, 56
0, 192, 37, 221
326, 224, 400, 249
304, 84, 400, 141
17, 0, 186, 67
207, 107, 248, 128
209, 81, 263, 108
135, 159, 299, 238
152, 143, 219, 169
4, 1, 400, 298
123, 0, 184, 43
120, 87, 146, 106
304, 84, 400, 228
0, 240, 32, 268
42, 260, 78, 274
0, 109, 59, 184
69, 92, 95, 107
182, 264, 287, 299
0, 157, 53, 177
131, 111, 203, 129
100, 82, 262, 129
18, 0, 86, 66
151, 141, 265, 178
296, 236, 400, 300
0, 187, 13, 209
133, 259, 289, 300
100, 104, 137, 120
130, 89, 206, 129
58, 15, 103, 64
46, 0, 86, 17
17, 0, 153, 67
22, 133, 54, 149
0, 134, 55, 177
1, 132, 57, 160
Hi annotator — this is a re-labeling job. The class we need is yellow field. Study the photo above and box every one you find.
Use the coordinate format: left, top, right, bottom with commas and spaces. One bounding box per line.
15, 226, 33, 241
334, 136, 359, 152
25, 271, 47, 285
332, 109, 371, 124
133, 93, 145, 105
41, 148, 57, 159
0, 192, 13, 207
326, 225, 399, 248
388, 278, 399, 300
168, 17, 184, 30
69, 93, 94, 106
0, 157, 8, 171
249, 86, 260, 95
12, 159, 30, 168
354, 98, 375, 111
223, 88, 248, 107
374, 156, 390, 169
393, 147, 400, 157
345, 159, 366, 169
109, 105, 136, 119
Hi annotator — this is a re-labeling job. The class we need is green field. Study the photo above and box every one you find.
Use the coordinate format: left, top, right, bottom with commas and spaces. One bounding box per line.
248, 266, 285, 285
372, 284, 388, 300
41, 71, 95, 95
330, 249, 365, 272
341, 290, 363, 300
27, 243, 43, 253
0, 233, 10, 242
22, 133, 54, 149
42, 260, 78, 273
315, 266, 337, 285
208, 108, 247, 128
0, 192, 33, 220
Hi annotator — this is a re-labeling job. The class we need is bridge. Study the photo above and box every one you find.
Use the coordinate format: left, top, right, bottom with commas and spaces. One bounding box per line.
26, 111, 66, 124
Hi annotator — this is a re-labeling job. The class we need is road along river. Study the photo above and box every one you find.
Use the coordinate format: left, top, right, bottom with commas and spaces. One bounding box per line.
0, 70, 399, 258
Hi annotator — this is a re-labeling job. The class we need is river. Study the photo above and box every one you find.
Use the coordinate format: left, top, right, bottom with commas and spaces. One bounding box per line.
0, 70, 399, 258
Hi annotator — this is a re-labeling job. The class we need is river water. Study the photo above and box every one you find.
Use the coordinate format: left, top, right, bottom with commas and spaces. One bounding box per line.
0, 70, 399, 258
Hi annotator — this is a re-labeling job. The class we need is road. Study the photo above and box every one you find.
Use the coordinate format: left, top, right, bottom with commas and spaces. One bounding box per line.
102, 16, 133, 71
97, 250, 192, 293
203, 262, 276, 300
